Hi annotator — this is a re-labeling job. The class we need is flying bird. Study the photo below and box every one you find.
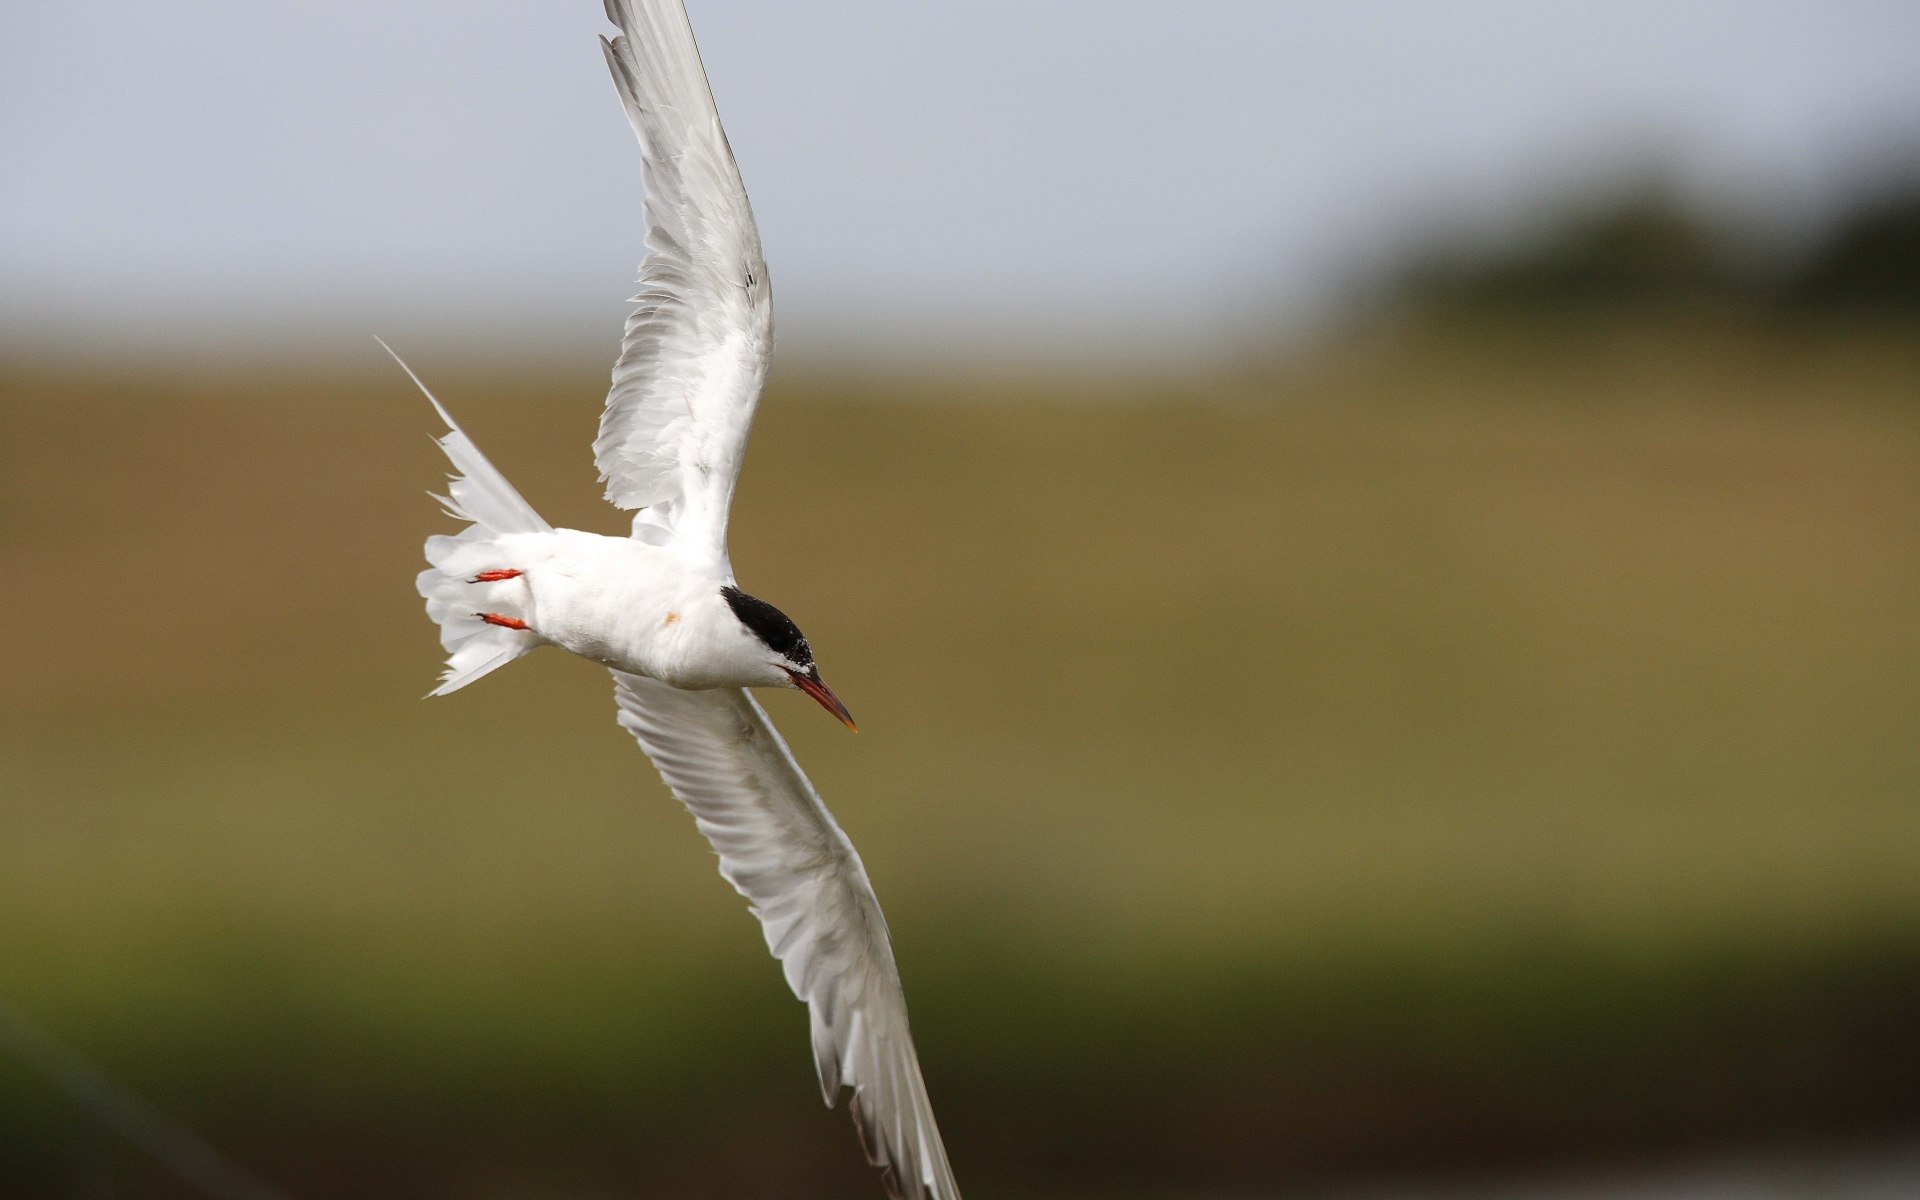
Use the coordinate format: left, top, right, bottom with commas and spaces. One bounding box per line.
400, 2, 963, 1197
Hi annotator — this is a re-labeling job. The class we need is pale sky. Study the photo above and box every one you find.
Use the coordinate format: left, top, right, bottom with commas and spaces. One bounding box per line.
4, 1, 1918, 363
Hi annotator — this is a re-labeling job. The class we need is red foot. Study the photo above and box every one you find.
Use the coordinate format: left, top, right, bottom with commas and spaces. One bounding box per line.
476, 612, 530, 630
470, 569, 523, 583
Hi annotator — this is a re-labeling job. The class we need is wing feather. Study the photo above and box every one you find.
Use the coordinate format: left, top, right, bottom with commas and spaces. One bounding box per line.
610, 672, 963, 1200
596, 0, 773, 559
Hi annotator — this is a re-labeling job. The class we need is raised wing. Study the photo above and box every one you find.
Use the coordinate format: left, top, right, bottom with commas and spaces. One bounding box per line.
611, 672, 963, 1200
596, 0, 773, 561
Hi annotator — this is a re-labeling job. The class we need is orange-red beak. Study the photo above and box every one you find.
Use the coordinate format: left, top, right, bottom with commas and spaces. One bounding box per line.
786, 667, 857, 732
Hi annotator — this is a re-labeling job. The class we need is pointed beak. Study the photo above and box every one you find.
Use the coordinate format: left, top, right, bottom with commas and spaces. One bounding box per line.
786, 667, 857, 732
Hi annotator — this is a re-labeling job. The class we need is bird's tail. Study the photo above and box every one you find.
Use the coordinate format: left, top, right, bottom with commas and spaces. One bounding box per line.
384, 341, 552, 697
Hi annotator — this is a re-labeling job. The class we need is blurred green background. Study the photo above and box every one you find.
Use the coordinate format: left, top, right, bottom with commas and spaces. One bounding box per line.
4, 302, 1918, 1198
7, 4, 1920, 1198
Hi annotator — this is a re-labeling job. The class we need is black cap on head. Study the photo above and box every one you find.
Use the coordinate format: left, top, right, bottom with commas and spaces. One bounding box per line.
721, 586, 813, 667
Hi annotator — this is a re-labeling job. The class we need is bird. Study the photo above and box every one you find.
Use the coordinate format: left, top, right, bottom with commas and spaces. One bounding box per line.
396, 2, 964, 1198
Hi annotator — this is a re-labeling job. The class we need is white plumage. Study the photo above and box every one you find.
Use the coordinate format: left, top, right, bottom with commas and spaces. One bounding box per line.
595, 0, 772, 560
403, 3, 964, 1198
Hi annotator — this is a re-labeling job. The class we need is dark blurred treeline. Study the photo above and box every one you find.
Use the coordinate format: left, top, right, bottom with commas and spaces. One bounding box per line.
1379, 166, 1920, 326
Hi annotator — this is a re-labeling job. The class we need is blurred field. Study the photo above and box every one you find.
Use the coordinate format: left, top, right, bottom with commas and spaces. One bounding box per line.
1, 322, 1917, 1197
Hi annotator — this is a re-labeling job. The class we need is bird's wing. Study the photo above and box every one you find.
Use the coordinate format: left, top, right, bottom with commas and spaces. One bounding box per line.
611, 671, 962, 1200
595, 0, 773, 562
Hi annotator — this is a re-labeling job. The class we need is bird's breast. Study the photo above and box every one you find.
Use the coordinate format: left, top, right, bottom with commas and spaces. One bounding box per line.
514, 530, 713, 681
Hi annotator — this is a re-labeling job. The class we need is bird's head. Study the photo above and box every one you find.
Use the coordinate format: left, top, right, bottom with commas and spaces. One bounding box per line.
720, 586, 856, 731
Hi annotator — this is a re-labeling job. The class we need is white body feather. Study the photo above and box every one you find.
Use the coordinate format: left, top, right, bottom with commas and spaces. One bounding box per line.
407, 3, 966, 1198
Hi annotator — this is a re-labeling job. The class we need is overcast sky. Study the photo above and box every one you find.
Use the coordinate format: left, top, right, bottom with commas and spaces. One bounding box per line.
5, 1, 1919, 363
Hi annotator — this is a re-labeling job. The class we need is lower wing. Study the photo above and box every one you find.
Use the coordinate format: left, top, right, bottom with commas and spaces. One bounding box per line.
610, 671, 963, 1200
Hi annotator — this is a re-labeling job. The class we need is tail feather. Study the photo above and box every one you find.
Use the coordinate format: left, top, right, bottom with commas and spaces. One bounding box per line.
381, 338, 551, 536
385, 339, 550, 696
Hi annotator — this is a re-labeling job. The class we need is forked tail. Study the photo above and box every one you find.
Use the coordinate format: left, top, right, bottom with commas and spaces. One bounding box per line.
382, 340, 552, 696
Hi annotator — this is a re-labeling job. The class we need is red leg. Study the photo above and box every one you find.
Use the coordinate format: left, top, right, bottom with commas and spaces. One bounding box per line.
476, 612, 530, 630
470, 569, 523, 583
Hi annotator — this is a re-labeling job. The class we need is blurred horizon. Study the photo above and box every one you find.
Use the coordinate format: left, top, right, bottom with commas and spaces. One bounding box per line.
7, 1, 1920, 367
